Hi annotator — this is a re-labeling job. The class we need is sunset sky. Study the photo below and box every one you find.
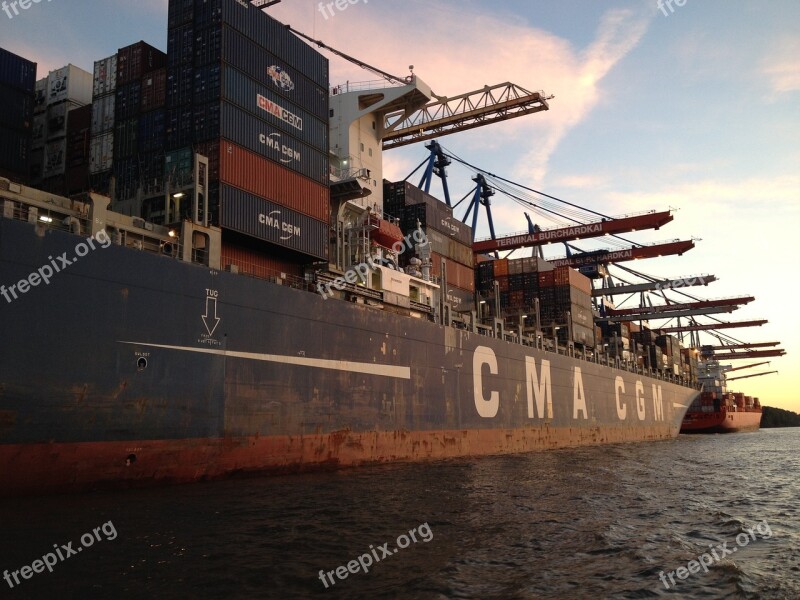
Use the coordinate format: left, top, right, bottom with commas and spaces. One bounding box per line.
2, 0, 798, 409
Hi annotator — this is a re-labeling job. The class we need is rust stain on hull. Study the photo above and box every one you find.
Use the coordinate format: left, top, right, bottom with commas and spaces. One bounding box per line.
0, 424, 677, 496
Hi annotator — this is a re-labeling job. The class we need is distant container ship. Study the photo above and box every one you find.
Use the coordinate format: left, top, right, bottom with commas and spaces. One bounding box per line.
0, 0, 701, 496
681, 360, 763, 433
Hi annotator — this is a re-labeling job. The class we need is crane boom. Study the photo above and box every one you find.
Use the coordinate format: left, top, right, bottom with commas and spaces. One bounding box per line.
657, 319, 768, 333
726, 361, 772, 372
711, 349, 785, 360
471, 211, 674, 253
592, 275, 717, 296
548, 240, 695, 268
727, 371, 778, 382
286, 26, 409, 85
605, 296, 754, 317
598, 306, 737, 322
382, 83, 551, 149
707, 342, 780, 350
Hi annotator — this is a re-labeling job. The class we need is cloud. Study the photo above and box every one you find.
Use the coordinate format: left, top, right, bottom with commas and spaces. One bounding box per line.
762, 37, 800, 97
269, 1, 651, 186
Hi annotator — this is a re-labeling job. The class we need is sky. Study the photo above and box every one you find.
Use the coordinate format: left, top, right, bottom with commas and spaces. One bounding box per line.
2, 0, 798, 409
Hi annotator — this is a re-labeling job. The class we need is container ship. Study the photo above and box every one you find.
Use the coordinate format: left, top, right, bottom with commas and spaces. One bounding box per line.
680, 358, 763, 433
0, 0, 705, 496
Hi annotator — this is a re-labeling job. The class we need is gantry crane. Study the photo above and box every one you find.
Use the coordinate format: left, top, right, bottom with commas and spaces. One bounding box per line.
547, 240, 696, 268
471, 211, 676, 253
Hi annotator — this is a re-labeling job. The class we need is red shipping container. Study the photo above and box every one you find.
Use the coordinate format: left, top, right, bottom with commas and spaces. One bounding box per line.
494, 259, 509, 277
539, 271, 555, 287
221, 239, 304, 280
140, 68, 167, 112
117, 41, 167, 86
218, 140, 329, 223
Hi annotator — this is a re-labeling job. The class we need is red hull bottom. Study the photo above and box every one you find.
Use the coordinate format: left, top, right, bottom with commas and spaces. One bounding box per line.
1, 424, 677, 496
681, 410, 762, 434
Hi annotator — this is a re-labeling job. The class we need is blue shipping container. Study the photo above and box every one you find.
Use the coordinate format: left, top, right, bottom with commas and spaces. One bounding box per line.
0, 84, 33, 132
116, 81, 142, 120
222, 66, 327, 153
188, 0, 328, 87
165, 104, 194, 149
0, 47, 36, 93
138, 109, 166, 153
219, 183, 328, 260
221, 26, 328, 122
0, 128, 30, 175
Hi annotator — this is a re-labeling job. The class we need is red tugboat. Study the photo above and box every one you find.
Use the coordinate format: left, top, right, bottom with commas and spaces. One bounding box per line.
681, 359, 763, 433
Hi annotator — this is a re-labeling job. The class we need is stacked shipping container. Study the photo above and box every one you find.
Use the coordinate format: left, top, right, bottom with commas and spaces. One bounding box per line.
112, 42, 168, 213
384, 180, 475, 308
167, 0, 330, 262
64, 104, 92, 194
0, 47, 36, 183
478, 257, 596, 346
37, 65, 93, 194
89, 54, 117, 195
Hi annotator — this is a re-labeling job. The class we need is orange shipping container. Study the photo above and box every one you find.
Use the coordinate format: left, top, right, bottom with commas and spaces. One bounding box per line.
219, 140, 329, 223
494, 258, 509, 277
430, 251, 475, 292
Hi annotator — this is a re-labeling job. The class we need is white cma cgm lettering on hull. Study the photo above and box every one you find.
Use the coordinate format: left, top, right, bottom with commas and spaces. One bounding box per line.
259, 211, 300, 240
472, 346, 667, 422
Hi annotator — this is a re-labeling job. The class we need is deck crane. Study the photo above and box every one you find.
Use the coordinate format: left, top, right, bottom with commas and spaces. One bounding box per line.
285, 28, 553, 150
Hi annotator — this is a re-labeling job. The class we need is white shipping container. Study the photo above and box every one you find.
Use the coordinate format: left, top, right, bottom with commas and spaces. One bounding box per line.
43, 138, 66, 177
91, 94, 115, 135
34, 78, 47, 113
93, 55, 117, 97
47, 64, 92, 106
46, 100, 82, 140
89, 132, 113, 174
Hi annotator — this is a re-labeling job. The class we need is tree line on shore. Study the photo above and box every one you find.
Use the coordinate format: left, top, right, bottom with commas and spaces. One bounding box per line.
761, 406, 800, 428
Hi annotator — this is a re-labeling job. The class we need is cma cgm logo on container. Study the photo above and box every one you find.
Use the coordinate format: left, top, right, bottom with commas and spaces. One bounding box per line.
259, 133, 301, 165
257, 94, 303, 131
259, 211, 301, 241
267, 66, 295, 92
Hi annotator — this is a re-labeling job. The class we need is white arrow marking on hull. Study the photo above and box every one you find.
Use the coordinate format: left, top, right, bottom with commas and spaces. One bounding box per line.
202, 297, 221, 336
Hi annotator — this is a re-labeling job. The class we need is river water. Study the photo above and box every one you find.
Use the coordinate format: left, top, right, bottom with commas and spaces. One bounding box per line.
1, 428, 798, 599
